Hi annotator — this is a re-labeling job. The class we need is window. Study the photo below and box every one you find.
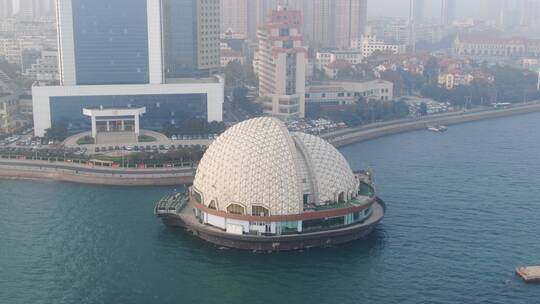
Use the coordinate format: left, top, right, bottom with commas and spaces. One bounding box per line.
227, 203, 245, 215
252, 206, 269, 216
283, 40, 293, 49
208, 200, 217, 210
193, 190, 203, 204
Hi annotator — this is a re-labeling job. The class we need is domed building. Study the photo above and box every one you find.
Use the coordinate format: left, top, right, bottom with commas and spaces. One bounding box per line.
156, 117, 385, 251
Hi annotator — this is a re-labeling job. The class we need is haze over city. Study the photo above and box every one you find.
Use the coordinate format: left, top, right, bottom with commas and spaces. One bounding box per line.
1, 0, 540, 303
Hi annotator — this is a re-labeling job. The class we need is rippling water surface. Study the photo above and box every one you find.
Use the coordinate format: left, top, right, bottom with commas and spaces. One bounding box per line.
1, 113, 540, 304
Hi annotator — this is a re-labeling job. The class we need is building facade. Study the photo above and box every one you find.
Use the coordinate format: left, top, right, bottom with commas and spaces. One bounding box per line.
452, 35, 540, 59
256, 7, 306, 119
33, 0, 224, 137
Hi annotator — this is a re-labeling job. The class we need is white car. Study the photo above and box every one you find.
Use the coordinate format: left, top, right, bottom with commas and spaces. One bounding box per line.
171, 135, 178, 140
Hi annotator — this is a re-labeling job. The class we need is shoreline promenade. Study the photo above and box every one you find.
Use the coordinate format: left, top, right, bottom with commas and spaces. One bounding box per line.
2, 101, 540, 186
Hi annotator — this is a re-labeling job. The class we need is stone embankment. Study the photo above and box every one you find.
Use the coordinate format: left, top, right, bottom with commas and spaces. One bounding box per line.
2, 102, 540, 186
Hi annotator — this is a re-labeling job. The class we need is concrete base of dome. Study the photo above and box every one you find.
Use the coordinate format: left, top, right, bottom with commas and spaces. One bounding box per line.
159, 198, 386, 251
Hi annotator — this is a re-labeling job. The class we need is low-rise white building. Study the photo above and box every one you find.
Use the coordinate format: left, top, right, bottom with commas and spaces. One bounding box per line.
220, 49, 246, 67
438, 70, 494, 90
306, 80, 394, 107
315, 49, 363, 69
351, 35, 406, 57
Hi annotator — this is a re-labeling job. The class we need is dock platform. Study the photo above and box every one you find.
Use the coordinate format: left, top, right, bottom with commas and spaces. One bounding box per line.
516, 266, 540, 282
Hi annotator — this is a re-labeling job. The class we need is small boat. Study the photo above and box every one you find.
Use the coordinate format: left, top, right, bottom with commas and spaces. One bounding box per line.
427, 125, 448, 132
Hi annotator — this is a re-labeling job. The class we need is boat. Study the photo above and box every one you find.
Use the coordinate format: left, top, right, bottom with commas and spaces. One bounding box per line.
427, 125, 448, 132
516, 266, 540, 282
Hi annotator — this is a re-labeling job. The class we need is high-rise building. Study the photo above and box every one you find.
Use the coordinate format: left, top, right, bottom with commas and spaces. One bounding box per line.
32, 0, 224, 137
486, 0, 504, 25
163, 0, 220, 78
520, 0, 540, 27
303, 0, 334, 48
0, 0, 13, 18
49, 0, 56, 15
441, 0, 457, 26
196, 0, 221, 71
256, 7, 306, 119
334, 0, 368, 49
17, 0, 43, 19
410, 0, 424, 24
221, 0, 248, 37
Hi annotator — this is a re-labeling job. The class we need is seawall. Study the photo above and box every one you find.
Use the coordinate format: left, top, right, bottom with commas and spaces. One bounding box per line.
326, 102, 540, 147
0, 161, 195, 186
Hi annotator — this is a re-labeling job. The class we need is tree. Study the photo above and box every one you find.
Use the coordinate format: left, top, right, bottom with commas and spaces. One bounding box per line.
44, 124, 68, 141
424, 57, 440, 85
224, 60, 245, 88
419, 102, 428, 116
232, 86, 248, 104
224, 60, 257, 88
421, 84, 450, 102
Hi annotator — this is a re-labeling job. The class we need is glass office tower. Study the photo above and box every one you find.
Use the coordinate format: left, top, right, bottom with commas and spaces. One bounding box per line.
162, 0, 198, 78
71, 0, 150, 85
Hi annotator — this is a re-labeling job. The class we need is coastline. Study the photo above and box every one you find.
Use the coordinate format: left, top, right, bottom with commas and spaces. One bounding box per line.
324, 101, 540, 147
2, 101, 540, 186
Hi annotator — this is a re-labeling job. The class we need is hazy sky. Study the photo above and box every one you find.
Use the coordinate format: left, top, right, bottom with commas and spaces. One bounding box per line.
368, 0, 486, 20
